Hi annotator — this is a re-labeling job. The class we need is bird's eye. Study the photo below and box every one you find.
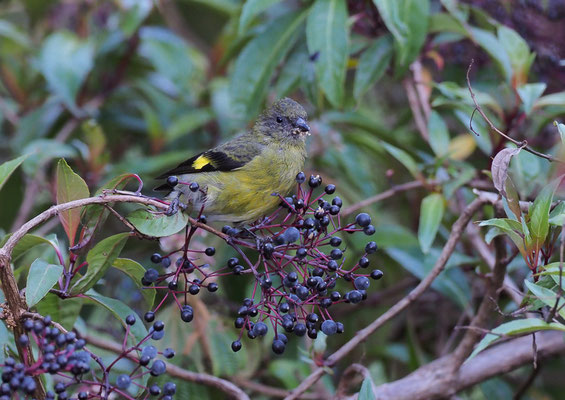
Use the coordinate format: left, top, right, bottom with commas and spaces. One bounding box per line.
276, 117, 283, 123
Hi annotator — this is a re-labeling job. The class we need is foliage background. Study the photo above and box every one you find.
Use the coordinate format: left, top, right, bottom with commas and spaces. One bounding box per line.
2, 0, 565, 398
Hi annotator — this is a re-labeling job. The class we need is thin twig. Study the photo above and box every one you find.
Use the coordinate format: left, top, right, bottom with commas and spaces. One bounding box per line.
85, 334, 249, 400
466, 60, 558, 163
284, 197, 487, 400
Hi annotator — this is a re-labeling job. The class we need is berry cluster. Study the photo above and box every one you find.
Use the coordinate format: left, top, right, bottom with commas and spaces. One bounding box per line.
147, 172, 384, 355
0, 315, 176, 400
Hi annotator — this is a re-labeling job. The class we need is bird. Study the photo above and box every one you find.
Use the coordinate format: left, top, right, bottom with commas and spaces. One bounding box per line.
155, 97, 310, 225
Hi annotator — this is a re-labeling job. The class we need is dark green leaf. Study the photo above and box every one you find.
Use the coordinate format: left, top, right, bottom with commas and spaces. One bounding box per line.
71, 233, 129, 294
0, 155, 27, 193
112, 258, 155, 307
307, 0, 349, 107
127, 209, 188, 237
353, 35, 393, 100
25, 259, 63, 308
239, 0, 282, 35
467, 319, 565, 360
38, 31, 94, 110
56, 159, 90, 246
524, 280, 565, 320
36, 294, 83, 331
231, 10, 306, 117
418, 193, 445, 254
373, 0, 430, 74
427, 111, 450, 157
84, 289, 148, 343
528, 179, 559, 247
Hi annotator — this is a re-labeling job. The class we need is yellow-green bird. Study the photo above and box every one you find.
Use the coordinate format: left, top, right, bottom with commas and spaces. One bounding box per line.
155, 98, 310, 224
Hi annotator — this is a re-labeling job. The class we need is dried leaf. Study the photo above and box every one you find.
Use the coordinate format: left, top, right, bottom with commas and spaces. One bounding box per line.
491, 147, 521, 196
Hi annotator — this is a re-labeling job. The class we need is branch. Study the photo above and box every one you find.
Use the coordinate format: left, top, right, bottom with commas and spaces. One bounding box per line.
284, 197, 487, 400
452, 235, 508, 366
0, 191, 227, 398
371, 330, 565, 399
466, 59, 559, 163
84, 334, 249, 400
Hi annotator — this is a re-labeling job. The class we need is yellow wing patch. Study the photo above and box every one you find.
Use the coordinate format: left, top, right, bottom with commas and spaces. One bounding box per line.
192, 155, 211, 170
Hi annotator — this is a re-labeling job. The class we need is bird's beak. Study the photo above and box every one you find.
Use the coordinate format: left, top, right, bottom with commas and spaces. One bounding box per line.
294, 117, 310, 135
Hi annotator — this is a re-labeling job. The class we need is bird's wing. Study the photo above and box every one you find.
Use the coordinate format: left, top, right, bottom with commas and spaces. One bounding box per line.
155, 137, 262, 180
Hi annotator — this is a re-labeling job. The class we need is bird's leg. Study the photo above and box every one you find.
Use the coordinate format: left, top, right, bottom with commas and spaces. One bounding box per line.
165, 198, 179, 216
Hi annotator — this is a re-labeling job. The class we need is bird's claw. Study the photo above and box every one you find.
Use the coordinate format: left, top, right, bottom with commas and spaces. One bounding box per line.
166, 198, 179, 216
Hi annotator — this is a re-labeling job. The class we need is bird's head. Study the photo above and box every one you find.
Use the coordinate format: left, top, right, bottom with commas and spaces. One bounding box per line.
254, 98, 310, 145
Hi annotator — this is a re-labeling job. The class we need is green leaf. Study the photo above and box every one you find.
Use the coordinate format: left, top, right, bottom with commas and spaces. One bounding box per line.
470, 28, 512, 82
307, 0, 349, 107
71, 233, 129, 295
548, 202, 565, 226
127, 209, 188, 237
528, 179, 559, 248
0, 234, 61, 264
231, 10, 306, 117
56, 159, 90, 246
35, 293, 83, 331
275, 43, 310, 98
373, 0, 430, 74
381, 142, 420, 178
83, 289, 148, 343
524, 280, 565, 320
239, 0, 282, 35
112, 258, 155, 307
0, 19, 32, 48
359, 377, 376, 400
534, 91, 565, 109
38, 31, 94, 110
139, 27, 193, 90
557, 122, 565, 145
0, 154, 27, 193
353, 35, 393, 100
497, 25, 535, 85
468, 318, 565, 360
478, 218, 526, 258
517, 83, 546, 115
418, 193, 445, 254
427, 111, 450, 157
25, 259, 64, 308
166, 109, 213, 142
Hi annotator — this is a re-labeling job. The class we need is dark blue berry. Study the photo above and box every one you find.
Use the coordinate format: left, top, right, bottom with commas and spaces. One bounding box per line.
150, 253, 162, 263
272, 340, 286, 354
150, 360, 166, 376
166, 176, 178, 187
189, 182, 199, 192
116, 374, 131, 390
325, 184, 336, 194
371, 269, 384, 280
321, 320, 338, 335
354, 276, 370, 290
296, 172, 306, 183
355, 213, 372, 227
231, 340, 242, 352
363, 225, 376, 235
365, 241, 378, 254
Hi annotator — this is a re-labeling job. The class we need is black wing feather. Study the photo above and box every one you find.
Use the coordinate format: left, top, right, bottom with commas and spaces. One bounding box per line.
155, 151, 247, 180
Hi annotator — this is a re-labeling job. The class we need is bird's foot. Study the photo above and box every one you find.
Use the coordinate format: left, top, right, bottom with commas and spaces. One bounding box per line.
165, 198, 179, 216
